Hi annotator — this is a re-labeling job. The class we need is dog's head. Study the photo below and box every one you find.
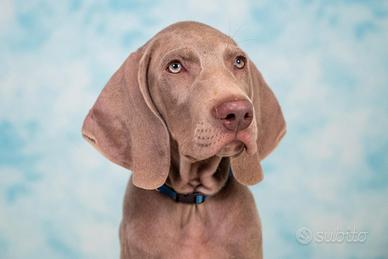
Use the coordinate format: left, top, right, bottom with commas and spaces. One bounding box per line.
82, 21, 286, 190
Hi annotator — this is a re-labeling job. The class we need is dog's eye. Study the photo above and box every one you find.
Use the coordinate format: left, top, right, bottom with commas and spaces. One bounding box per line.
167, 60, 183, 73
234, 56, 246, 69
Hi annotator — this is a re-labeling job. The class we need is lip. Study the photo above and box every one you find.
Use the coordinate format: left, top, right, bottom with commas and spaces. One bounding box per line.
216, 140, 245, 158
185, 126, 256, 161
232, 145, 245, 157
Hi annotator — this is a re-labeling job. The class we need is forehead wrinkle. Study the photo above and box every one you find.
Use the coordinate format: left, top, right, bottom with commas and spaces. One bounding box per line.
200, 42, 231, 70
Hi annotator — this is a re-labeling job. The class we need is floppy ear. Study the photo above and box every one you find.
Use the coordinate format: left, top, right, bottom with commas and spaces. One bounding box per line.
81, 47, 170, 190
231, 61, 286, 185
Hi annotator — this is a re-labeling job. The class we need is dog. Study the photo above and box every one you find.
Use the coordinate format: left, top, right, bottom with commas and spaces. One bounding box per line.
82, 21, 286, 258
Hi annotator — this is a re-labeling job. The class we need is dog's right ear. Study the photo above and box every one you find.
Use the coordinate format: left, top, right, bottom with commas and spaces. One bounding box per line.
81, 46, 170, 190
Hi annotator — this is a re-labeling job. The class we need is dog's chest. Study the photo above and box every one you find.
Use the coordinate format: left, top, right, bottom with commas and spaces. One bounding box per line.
120, 182, 262, 258
125, 226, 246, 259
122, 208, 261, 258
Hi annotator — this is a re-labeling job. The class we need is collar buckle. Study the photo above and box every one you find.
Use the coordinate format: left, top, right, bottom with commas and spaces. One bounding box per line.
157, 185, 207, 205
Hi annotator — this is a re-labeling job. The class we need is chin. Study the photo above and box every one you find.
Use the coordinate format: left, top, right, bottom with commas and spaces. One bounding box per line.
216, 140, 245, 158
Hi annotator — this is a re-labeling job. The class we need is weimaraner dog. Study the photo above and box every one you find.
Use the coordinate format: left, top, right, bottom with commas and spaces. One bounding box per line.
82, 21, 285, 258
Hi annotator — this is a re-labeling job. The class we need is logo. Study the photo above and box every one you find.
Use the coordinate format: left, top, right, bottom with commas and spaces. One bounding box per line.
296, 225, 368, 245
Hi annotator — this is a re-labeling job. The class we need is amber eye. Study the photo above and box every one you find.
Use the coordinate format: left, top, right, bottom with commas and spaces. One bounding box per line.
234, 56, 246, 69
167, 60, 183, 73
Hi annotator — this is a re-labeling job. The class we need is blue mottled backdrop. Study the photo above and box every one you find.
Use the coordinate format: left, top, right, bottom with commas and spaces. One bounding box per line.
1, 1, 387, 258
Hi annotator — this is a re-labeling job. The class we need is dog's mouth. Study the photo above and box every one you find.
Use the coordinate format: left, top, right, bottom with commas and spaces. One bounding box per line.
216, 140, 245, 158
184, 122, 257, 162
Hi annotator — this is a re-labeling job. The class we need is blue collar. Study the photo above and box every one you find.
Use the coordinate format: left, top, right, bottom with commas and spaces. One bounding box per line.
156, 168, 232, 205
157, 184, 207, 204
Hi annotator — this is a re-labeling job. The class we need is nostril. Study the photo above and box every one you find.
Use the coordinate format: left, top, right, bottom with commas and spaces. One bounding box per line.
244, 112, 252, 120
225, 113, 236, 121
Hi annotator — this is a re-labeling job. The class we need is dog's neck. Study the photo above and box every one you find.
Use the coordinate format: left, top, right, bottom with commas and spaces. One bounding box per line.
165, 140, 230, 196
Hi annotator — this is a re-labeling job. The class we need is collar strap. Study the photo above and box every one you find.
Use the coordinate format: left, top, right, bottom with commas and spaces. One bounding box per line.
157, 184, 207, 204
156, 167, 233, 205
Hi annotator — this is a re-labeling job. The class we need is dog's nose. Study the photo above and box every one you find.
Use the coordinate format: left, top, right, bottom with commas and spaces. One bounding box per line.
213, 100, 253, 131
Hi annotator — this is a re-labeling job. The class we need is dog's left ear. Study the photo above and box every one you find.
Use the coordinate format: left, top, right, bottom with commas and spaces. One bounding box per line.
231, 61, 286, 185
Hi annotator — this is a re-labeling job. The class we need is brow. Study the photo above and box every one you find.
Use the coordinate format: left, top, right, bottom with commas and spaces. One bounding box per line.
160, 48, 200, 67
223, 46, 247, 60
